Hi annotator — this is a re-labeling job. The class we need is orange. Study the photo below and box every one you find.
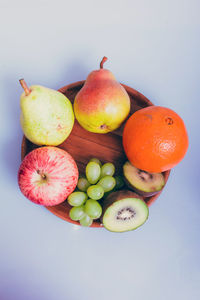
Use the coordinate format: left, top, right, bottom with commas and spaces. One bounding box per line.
122, 106, 189, 173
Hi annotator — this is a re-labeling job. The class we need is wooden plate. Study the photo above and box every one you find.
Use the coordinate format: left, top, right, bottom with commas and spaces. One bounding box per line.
21, 80, 170, 228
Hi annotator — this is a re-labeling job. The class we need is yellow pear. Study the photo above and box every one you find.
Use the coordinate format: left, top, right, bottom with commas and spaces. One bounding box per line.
19, 79, 74, 146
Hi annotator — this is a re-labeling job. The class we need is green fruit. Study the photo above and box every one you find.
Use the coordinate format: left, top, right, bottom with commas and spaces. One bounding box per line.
67, 192, 87, 206
98, 176, 116, 192
101, 190, 149, 233
123, 161, 165, 197
77, 177, 90, 192
89, 158, 102, 166
101, 163, 115, 177
84, 199, 102, 219
69, 206, 85, 221
19, 79, 74, 146
79, 214, 93, 227
86, 161, 101, 184
87, 185, 104, 200
74, 57, 130, 133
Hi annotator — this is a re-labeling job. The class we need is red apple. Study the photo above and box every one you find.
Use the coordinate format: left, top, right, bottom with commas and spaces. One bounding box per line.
18, 146, 79, 206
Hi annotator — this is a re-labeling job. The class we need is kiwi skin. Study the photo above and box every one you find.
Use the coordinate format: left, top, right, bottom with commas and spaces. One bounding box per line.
123, 162, 165, 197
100, 189, 145, 224
124, 177, 163, 197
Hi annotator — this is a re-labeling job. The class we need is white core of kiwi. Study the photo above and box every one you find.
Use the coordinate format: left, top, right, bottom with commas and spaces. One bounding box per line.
123, 162, 165, 193
103, 198, 149, 232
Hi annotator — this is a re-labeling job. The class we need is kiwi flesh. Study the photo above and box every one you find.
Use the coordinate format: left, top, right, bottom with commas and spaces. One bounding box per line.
101, 190, 149, 233
123, 161, 165, 197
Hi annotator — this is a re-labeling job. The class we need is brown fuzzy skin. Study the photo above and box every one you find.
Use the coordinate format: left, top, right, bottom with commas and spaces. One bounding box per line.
124, 177, 163, 197
122, 161, 165, 197
101, 190, 144, 223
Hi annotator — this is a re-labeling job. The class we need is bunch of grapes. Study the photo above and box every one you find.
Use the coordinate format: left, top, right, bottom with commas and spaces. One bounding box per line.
68, 158, 124, 227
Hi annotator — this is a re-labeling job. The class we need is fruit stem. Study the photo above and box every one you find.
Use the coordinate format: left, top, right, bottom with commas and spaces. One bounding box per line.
100, 56, 108, 69
19, 79, 31, 96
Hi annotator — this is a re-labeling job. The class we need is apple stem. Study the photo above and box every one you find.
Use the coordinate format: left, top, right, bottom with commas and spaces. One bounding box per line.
100, 56, 108, 69
19, 79, 31, 96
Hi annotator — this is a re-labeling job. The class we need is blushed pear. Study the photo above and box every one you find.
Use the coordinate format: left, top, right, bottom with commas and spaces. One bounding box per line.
74, 57, 131, 133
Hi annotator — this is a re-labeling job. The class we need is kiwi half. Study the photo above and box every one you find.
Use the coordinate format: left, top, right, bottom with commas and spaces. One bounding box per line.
101, 190, 149, 233
123, 161, 165, 197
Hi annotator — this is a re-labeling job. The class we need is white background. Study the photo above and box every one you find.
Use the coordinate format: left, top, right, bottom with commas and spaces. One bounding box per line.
0, 1, 199, 299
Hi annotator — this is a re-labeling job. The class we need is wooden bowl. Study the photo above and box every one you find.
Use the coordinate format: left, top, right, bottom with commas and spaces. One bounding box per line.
21, 81, 170, 228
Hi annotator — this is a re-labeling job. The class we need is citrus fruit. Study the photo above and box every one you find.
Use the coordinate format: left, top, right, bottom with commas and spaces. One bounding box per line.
122, 106, 189, 173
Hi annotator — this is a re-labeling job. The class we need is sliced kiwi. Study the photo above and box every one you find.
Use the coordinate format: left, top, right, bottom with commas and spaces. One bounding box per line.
101, 190, 149, 233
123, 161, 165, 197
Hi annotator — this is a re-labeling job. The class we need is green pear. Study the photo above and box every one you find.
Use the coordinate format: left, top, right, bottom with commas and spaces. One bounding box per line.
19, 79, 74, 146
74, 57, 130, 133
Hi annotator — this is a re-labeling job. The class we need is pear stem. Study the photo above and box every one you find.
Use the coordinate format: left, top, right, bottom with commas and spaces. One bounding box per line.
100, 56, 108, 69
19, 79, 31, 96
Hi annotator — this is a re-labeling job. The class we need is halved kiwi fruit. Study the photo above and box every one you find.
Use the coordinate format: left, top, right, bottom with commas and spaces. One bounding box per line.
123, 161, 165, 197
101, 190, 149, 233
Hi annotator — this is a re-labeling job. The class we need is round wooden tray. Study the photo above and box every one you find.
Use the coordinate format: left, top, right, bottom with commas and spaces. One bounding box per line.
21, 80, 170, 228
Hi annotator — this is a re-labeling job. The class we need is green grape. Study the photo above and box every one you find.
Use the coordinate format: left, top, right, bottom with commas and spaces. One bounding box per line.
87, 185, 104, 200
67, 191, 87, 206
86, 162, 101, 184
69, 205, 85, 221
114, 175, 125, 190
77, 177, 90, 192
98, 176, 116, 192
89, 158, 102, 166
79, 214, 93, 227
101, 163, 115, 177
84, 199, 102, 219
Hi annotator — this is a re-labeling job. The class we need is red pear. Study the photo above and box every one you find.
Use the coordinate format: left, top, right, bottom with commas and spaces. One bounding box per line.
74, 57, 131, 133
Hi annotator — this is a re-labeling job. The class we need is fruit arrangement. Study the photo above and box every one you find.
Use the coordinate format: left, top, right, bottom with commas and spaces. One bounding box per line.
18, 57, 189, 233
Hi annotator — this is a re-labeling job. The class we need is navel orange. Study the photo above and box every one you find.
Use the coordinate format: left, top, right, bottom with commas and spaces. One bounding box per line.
122, 106, 189, 173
